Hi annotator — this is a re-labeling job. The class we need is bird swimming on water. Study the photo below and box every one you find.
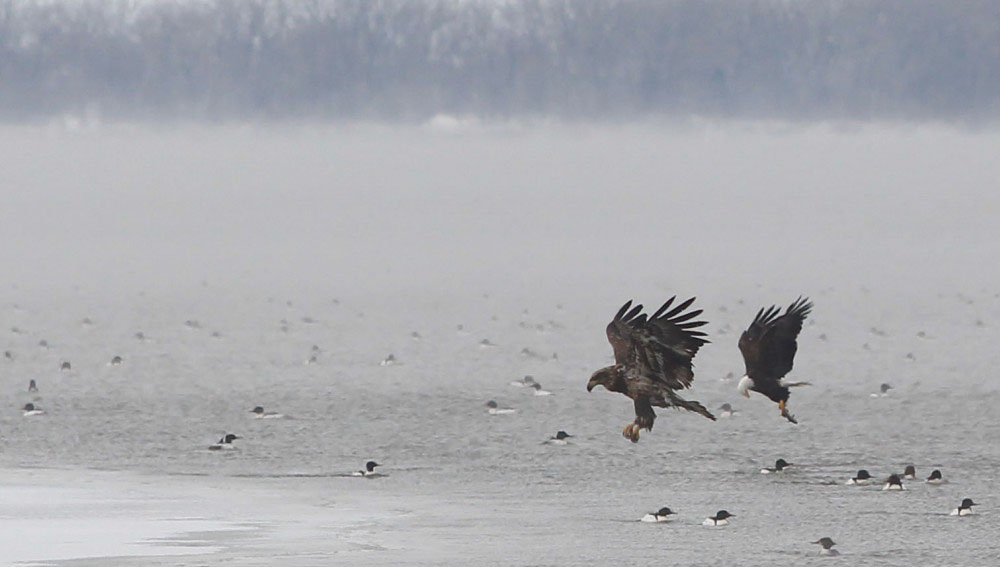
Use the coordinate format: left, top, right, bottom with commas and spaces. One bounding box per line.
208, 433, 240, 450
546, 431, 573, 445
587, 297, 715, 443
883, 473, 905, 491
250, 406, 284, 419
640, 507, 675, 523
950, 498, 976, 516
846, 469, 873, 485
737, 297, 813, 423
22, 403, 44, 416
902, 465, 916, 480
760, 458, 792, 474
702, 510, 734, 526
485, 400, 515, 415
718, 403, 737, 418
28, 379, 38, 393
926, 469, 945, 485
870, 383, 892, 397
812, 537, 840, 556
353, 461, 381, 477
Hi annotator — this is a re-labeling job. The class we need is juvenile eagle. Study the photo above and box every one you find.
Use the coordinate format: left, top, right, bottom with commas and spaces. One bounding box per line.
587, 297, 715, 443
737, 297, 813, 423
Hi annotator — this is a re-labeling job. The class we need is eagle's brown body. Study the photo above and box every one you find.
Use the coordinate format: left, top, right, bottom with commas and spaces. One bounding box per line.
587, 297, 715, 442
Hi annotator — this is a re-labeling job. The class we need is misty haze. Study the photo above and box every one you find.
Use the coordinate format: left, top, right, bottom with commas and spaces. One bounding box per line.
2, 1, 998, 566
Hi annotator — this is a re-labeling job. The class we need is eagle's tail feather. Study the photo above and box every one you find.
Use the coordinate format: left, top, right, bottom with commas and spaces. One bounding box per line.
665, 393, 716, 421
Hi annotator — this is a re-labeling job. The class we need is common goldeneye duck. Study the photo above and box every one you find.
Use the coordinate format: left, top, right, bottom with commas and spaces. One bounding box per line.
847, 469, 873, 485
902, 465, 916, 480
379, 354, 397, 366
530, 382, 552, 396
870, 383, 892, 398
812, 537, 840, 556
510, 375, 538, 388
950, 498, 976, 516
208, 433, 240, 450
640, 507, 675, 523
883, 473, 905, 491
718, 403, 737, 418
109, 355, 123, 366
250, 406, 284, 419
761, 459, 792, 474
485, 400, 515, 415
546, 431, 573, 445
28, 379, 38, 392
926, 469, 945, 485
60, 361, 71, 371
22, 403, 44, 416
703, 510, 734, 526
353, 461, 381, 477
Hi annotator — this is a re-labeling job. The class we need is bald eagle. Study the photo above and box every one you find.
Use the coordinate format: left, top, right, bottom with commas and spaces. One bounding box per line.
587, 297, 716, 443
737, 297, 813, 423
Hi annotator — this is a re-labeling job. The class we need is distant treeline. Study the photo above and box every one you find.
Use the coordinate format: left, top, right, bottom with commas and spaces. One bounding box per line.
1, 0, 997, 122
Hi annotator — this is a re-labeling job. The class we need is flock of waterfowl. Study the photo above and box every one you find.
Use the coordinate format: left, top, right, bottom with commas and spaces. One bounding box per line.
9, 293, 982, 558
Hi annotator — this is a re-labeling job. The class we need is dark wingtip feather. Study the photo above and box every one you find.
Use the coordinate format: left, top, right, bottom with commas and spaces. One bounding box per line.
614, 300, 634, 320
650, 296, 676, 320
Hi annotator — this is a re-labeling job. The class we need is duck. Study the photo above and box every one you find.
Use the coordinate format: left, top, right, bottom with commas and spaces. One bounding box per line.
379, 354, 398, 366
846, 469, 873, 485
925, 469, 945, 485
950, 498, 976, 516
902, 465, 916, 480
353, 461, 381, 477
812, 537, 840, 556
22, 403, 44, 417
60, 361, 71, 372
761, 459, 792, 474
530, 382, 553, 396
545, 431, 573, 445
640, 507, 675, 523
870, 383, 893, 397
109, 355, 123, 366
28, 379, 38, 393
509, 375, 538, 388
718, 403, 737, 418
882, 473, 905, 491
485, 400, 515, 415
250, 406, 284, 419
702, 510, 735, 526
208, 433, 240, 450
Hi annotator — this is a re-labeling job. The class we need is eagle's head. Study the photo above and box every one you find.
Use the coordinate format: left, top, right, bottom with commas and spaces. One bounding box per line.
588, 365, 624, 393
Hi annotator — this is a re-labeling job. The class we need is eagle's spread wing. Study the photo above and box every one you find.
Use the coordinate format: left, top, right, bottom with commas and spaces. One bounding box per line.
606, 297, 709, 391
739, 297, 812, 381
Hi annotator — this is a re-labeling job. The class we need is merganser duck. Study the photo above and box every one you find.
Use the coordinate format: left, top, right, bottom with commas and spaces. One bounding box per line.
208, 433, 240, 450
546, 431, 573, 445
510, 375, 538, 388
353, 461, 381, 477
925, 469, 945, 485
703, 510, 734, 526
761, 459, 792, 474
718, 403, 737, 418
485, 400, 515, 415
530, 382, 552, 396
883, 473, 905, 491
22, 403, 44, 416
847, 469, 873, 485
250, 406, 284, 419
812, 537, 840, 556
640, 507, 675, 523
950, 498, 976, 516
870, 383, 892, 397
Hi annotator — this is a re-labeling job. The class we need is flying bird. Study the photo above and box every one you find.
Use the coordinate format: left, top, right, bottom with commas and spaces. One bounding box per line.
737, 297, 813, 423
587, 297, 715, 443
